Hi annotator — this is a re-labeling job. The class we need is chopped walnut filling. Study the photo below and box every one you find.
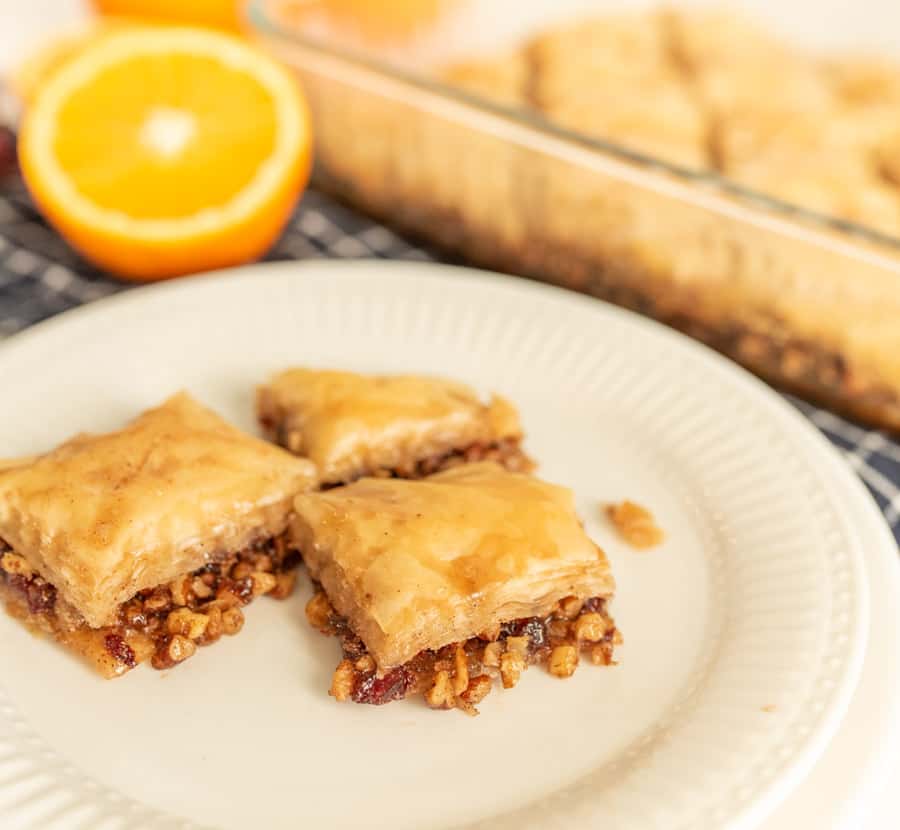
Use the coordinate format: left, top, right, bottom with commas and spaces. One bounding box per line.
606, 500, 665, 549
397, 438, 534, 479
0, 535, 300, 677
273, 436, 534, 488
307, 585, 621, 715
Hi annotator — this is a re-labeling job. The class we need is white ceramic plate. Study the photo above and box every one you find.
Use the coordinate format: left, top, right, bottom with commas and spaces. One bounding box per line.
759, 441, 900, 830
0, 261, 869, 830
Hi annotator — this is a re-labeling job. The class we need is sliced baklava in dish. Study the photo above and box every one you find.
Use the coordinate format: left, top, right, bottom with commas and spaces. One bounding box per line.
292, 462, 620, 714
257, 368, 532, 486
0, 392, 316, 678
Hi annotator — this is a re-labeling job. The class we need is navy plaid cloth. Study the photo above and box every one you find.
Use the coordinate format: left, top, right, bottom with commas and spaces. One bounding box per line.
1, 177, 899, 547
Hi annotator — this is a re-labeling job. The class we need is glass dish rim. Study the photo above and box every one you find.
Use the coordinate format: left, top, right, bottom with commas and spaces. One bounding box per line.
247, 0, 900, 256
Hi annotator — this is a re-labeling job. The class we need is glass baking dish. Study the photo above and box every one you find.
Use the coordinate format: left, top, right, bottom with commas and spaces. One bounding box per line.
248, 0, 900, 432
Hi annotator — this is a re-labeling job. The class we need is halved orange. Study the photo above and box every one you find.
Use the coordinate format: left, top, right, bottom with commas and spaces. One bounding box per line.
19, 26, 312, 281
92, 0, 242, 31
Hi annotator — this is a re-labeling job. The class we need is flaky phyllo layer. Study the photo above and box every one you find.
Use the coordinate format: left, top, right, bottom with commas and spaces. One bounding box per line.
258, 368, 531, 485
0, 393, 315, 676
0, 393, 315, 627
292, 463, 619, 711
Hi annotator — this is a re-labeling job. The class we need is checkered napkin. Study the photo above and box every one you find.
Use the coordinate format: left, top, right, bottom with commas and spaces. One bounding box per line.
1, 176, 898, 547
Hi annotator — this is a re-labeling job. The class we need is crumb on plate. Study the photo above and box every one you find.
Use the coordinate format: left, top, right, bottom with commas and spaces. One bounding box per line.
605, 500, 665, 549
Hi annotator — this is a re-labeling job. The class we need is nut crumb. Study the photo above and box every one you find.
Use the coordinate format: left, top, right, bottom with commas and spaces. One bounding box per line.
548, 618, 570, 639
199, 605, 224, 644
452, 644, 469, 695
0, 552, 33, 578
166, 607, 209, 640
549, 645, 578, 678
151, 634, 196, 669
142, 588, 171, 613
230, 561, 253, 581
559, 595, 583, 619
355, 654, 376, 673
305, 591, 334, 632
424, 670, 455, 709
573, 612, 609, 642
330, 660, 355, 702
606, 500, 665, 549
191, 576, 213, 599
499, 651, 526, 689
482, 640, 503, 668
250, 571, 277, 597
458, 674, 492, 716
590, 641, 615, 666
221, 606, 244, 636
269, 570, 297, 600
168, 575, 191, 606
505, 636, 529, 656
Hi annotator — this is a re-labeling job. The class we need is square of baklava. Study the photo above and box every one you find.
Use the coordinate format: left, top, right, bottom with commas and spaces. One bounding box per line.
257, 368, 533, 486
0, 392, 316, 678
292, 462, 620, 714
441, 51, 529, 109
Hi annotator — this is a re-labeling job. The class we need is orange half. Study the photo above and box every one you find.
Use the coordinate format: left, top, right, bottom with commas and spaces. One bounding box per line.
92, 0, 242, 31
19, 26, 312, 281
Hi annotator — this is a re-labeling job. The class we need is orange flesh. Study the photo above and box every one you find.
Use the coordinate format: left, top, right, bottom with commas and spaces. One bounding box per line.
54, 54, 279, 220
92, 0, 241, 30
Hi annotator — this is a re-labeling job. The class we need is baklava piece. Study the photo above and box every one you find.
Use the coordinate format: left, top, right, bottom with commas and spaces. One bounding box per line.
525, 12, 709, 170
0, 393, 316, 678
257, 368, 532, 487
292, 462, 620, 714
441, 51, 529, 109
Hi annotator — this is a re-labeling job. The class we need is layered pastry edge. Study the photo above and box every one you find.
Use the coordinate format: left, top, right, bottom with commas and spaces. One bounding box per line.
256, 368, 534, 486
0, 533, 301, 677
0, 392, 317, 678
290, 463, 621, 714
308, 584, 621, 715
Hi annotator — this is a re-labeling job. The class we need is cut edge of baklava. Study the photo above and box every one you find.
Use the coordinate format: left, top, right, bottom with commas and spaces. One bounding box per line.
306, 583, 621, 715
336, 431, 535, 486
291, 463, 622, 713
256, 370, 535, 486
0, 533, 301, 678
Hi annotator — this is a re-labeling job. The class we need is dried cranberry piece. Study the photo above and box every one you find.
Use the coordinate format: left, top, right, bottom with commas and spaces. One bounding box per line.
104, 633, 136, 668
352, 666, 413, 705
25, 580, 56, 614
